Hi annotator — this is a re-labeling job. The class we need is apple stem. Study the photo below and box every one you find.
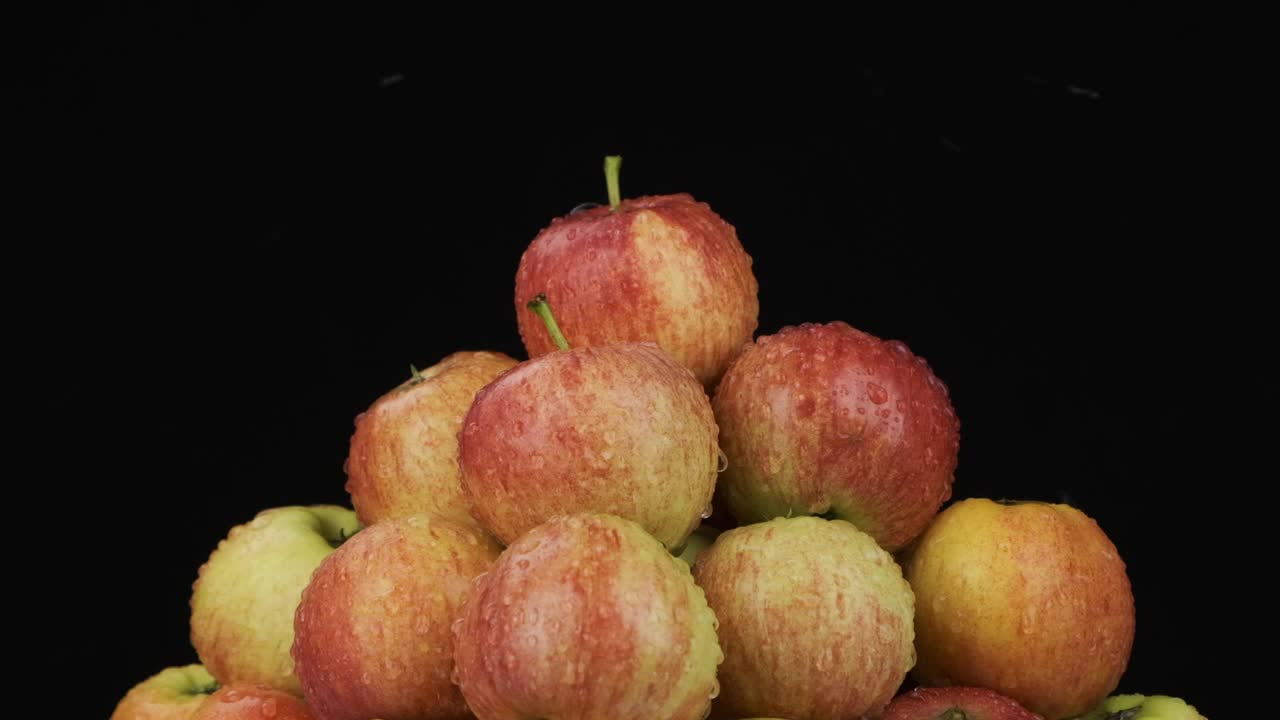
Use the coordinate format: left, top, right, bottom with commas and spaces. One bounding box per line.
527, 293, 570, 350
604, 155, 623, 211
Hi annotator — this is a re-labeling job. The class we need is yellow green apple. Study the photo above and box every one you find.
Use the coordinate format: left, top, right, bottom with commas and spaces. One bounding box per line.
693, 516, 916, 720
904, 498, 1135, 720
189, 505, 361, 695
1074, 694, 1207, 720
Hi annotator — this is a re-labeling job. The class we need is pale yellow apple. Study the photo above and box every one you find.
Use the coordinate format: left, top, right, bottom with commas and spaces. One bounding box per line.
189, 505, 361, 695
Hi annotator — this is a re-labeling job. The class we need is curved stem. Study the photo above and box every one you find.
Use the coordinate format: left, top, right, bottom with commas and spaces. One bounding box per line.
526, 294, 570, 350
604, 155, 622, 211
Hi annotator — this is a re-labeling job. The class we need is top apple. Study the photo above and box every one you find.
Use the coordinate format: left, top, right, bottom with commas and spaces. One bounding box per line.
515, 156, 759, 387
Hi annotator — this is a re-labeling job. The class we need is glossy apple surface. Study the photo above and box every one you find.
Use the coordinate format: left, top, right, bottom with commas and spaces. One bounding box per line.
693, 516, 915, 720
190, 505, 361, 695
452, 513, 722, 720
459, 343, 718, 550
515, 191, 757, 387
345, 350, 517, 526
904, 498, 1135, 720
292, 515, 501, 720
189, 684, 314, 720
713, 322, 959, 551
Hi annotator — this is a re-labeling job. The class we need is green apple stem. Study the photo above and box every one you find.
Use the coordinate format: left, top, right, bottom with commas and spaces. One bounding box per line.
527, 293, 570, 350
605, 155, 623, 211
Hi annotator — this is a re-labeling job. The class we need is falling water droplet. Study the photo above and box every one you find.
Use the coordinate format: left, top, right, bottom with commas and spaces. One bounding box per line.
717, 448, 729, 473
700, 504, 713, 519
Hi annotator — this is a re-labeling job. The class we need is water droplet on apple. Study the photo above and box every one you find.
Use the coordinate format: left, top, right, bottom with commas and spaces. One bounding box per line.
857, 407, 866, 415
221, 689, 242, 703
701, 504, 713, 519
517, 558, 530, 570
570, 201, 602, 214
260, 697, 278, 717
709, 677, 721, 699
450, 665, 463, 687
889, 340, 911, 355
867, 383, 889, 404
717, 448, 729, 473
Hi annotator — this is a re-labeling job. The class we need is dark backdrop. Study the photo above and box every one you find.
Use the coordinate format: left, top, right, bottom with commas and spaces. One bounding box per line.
28, 11, 1244, 719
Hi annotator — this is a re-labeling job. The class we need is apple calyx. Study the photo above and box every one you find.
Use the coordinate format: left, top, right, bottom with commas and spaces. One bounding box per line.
939, 709, 971, 720
604, 155, 623, 211
526, 293, 570, 350
328, 525, 358, 549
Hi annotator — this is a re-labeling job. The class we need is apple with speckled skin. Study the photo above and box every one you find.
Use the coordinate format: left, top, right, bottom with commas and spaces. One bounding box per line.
515, 156, 758, 387
111, 665, 219, 720
452, 513, 723, 720
190, 506, 362, 695
189, 684, 315, 720
693, 516, 915, 720
345, 351, 518, 526
292, 514, 501, 720
904, 498, 1135, 720
712, 321, 959, 552
882, 687, 1043, 720
459, 321, 719, 551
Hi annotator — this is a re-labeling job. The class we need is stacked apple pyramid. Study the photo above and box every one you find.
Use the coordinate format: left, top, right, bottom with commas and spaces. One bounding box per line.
113, 158, 1207, 720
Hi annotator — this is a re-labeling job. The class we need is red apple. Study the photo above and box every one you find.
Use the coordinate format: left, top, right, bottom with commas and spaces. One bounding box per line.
189, 684, 314, 720
292, 514, 501, 720
111, 664, 218, 720
903, 498, 1135, 720
712, 321, 959, 551
459, 337, 719, 550
693, 516, 916, 720
452, 513, 723, 720
515, 156, 758, 387
882, 687, 1043, 720
345, 351, 518, 526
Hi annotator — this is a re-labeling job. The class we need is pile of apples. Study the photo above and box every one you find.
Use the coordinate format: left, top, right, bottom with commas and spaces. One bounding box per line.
113, 158, 1207, 720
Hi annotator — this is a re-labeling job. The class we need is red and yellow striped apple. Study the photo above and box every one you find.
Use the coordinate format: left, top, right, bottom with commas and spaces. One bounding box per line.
189, 684, 314, 720
345, 351, 518, 526
459, 337, 718, 551
452, 513, 722, 720
693, 516, 916, 720
515, 156, 757, 387
291, 514, 501, 720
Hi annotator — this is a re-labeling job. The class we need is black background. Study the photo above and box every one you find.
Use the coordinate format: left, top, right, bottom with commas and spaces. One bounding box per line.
28, 11, 1247, 719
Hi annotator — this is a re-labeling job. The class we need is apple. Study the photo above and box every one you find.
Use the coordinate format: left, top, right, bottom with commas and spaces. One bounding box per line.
345, 351, 518, 526
1074, 694, 1208, 720
514, 155, 758, 387
459, 315, 719, 550
292, 514, 501, 720
189, 684, 314, 720
111, 664, 219, 720
190, 505, 362, 695
692, 516, 915, 720
451, 513, 722, 720
881, 687, 1043, 720
903, 498, 1135, 720
712, 321, 959, 552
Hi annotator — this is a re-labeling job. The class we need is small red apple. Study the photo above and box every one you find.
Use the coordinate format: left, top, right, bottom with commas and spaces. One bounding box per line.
713, 321, 959, 551
904, 498, 1135, 720
345, 351, 518, 526
292, 514, 501, 720
515, 156, 758, 387
451, 513, 723, 720
882, 687, 1043, 720
459, 326, 719, 550
189, 684, 314, 720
